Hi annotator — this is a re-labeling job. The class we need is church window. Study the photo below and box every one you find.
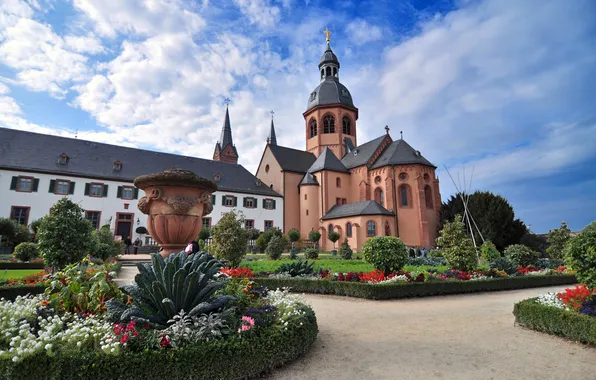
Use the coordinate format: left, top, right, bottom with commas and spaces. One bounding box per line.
309, 119, 318, 137
399, 172, 408, 181
424, 185, 434, 209
385, 221, 391, 236
265, 164, 270, 173
310, 92, 316, 101
333, 67, 337, 77
323, 115, 335, 133
424, 173, 430, 183
328, 224, 334, 233
336, 177, 341, 188
326, 67, 331, 77
346, 222, 352, 237
304, 194, 307, 200
367, 220, 376, 237
321, 69, 324, 79
342, 117, 351, 135
306, 209, 309, 216
374, 176, 382, 184
341, 89, 349, 97
399, 184, 411, 207
374, 188, 384, 207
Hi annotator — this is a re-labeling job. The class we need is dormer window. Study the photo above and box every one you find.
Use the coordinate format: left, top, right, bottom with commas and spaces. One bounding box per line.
341, 89, 349, 97
214, 173, 221, 182
310, 92, 316, 101
113, 161, 122, 171
58, 153, 69, 164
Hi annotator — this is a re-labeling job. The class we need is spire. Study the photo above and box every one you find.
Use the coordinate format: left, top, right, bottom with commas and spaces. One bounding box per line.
268, 111, 277, 145
219, 102, 233, 148
213, 99, 239, 164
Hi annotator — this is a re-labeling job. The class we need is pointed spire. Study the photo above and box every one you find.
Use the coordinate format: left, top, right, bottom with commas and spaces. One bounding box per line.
268, 111, 277, 145
219, 103, 233, 148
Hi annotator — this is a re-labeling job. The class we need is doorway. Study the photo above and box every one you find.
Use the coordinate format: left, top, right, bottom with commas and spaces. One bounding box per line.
115, 212, 134, 239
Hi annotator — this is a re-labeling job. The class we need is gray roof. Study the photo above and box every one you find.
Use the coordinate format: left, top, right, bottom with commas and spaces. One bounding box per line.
218, 106, 233, 148
370, 139, 436, 169
0, 128, 281, 197
307, 147, 349, 173
299, 172, 318, 186
306, 78, 354, 112
268, 119, 277, 145
344, 137, 355, 154
321, 200, 394, 220
341, 135, 387, 169
268, 145, 317, 173
319, 46, 339, 68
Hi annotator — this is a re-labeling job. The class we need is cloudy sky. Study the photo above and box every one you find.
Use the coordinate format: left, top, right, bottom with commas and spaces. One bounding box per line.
1, 0, 595, 233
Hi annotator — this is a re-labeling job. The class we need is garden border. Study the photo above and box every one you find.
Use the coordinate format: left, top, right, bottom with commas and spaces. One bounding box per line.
0, 306, 318, 380
0, 262, 45, 270
513, 299, 596, 346
0, 284, 45, 301
253, 275, 577, 300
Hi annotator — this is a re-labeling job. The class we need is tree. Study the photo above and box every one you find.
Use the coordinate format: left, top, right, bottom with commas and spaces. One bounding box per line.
246, 228, 261, 241
328, 232, 340, 250
308, 230, 321, 249
37, 198, 94, 270
265, 235, 289, 260
564, 223, 596, 288
339, 238, 353, 260
91, 225, 123, 262
288, 229, 301, 247
546, 221, 571, 259
439, 191, 527, 251
362, 236, 408, 274
198, 227, 210, 241
504, 244, 538, 267
211, 211, 249, 267
0, 218, 30, 247
480, 241, 500, 263
437, 214, 477, 271
255, 228, 282, 251
30, 219, 43, 235
13, 242, 39, 262
520, 232, 548, 255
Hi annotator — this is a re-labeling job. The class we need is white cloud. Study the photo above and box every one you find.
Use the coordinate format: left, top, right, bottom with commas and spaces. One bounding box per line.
64, 34, 105, 54
345, 19, 383, 45
233, 0, 281, 29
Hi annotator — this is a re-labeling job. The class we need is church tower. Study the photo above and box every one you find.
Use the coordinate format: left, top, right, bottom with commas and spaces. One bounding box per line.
303, 29, 358, 159
213, 104, 239, 164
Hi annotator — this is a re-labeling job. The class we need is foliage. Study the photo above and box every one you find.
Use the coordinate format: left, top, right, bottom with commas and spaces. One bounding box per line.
13, 242, 39, 262
164, 310, 232, 347
30, 219, 42, 235
13, 224, 32, 246
304, 247, 319, 260
583, 221, 596, 233
362, 236, 408, 274
520, 232, 548, 255
547, 221, 571, 259
328, 232, 340, 249
564, 224, 596, 289
480, 241, 501, 263
535, 258, 565, 269
136, 226, 148, 235
287, 229, 301, 244
439, 191, 527, 251
338, 239, 353, 260
504, 244, 538, 267
91, 225, 123, 261
489, 256, 518, 275
198, 227, 210, 241
107, 252, 234, 328
265, 235, 289, 260
289, 247, 299, 260
37, 198, 94, 269
246, 228, 261, 241
436, 215, 477, 271
255, 228, 282, 250
407, 256, 446, 266
428, 249, 443, 258
275, 260, 315, 277
0, 218, 16, 241
211, 211, 249, 267
308, 230, 321, 247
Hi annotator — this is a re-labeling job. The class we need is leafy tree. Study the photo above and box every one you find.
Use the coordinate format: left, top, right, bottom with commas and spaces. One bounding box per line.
246, 228, 261, 241
583, 221, 596, 233
546, 221, 571, 259
362, 236, 408, 274
211, 211, 249, 267
480, 241, 501, 263
339, 238, 353, 260
12, 224, 31, 246
255, 228, 282, 250
198, 227, 210, 241
13, 242, 39, 262
91, 225, 123, 262
30, 219, 43, 235
328, 232, 340, 250
437, 214, 477, 271
0, 218, 16, 241
564, 223, 596, 288
37, 198, 94, 270
504, 244, 538, 267
288, 229, 301, 247
520, 232, 548, 255
265, 235, 289, 260
439, 191, 527, 251
308, 230, 321, 249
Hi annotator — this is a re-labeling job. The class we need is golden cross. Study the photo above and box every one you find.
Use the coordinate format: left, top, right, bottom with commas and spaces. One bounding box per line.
324, 28, 331, 43
224, 97, 231, 106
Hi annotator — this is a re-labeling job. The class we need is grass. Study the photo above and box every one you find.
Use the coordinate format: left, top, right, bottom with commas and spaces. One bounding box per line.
0, 269, 44, 281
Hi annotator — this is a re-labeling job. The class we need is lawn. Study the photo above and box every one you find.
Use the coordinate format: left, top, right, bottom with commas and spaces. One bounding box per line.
0, 269, 44, 281
240, 259, 448, 274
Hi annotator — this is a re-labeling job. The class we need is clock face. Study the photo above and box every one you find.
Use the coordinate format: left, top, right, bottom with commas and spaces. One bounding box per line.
399, 173, 407, 181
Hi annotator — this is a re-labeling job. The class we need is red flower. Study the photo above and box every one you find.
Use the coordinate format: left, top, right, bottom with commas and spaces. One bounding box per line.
359, 270, 386, 283
220, 267, 254, 278
144, 323, 150, 329
113, 323, 124, 335
125, 321, 136, 332
133, 331, 139, 337
120, 334, 129, 345
160, 334, 171, 348
557, 284, 596, 310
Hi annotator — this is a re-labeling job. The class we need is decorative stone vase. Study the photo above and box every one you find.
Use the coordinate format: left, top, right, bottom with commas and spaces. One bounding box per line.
134, 169, 217, 258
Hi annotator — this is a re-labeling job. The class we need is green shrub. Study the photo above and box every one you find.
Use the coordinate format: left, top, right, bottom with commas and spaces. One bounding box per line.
535, 258, 565, 269
30, 219, 42, 235
308, 230, 321, 248
437, 215, 477, 271
198, 227, 210, 241
0, 218, 16, 242
338, 239, 353, 260
288, 229, 301, 245
490, 256, 518, 275
480, 241, 501, 263
564, 224, 596, 288
304, 247, 319, 260
211, 211, 249, 267
246, 228, 261, 241
275, 260, 315, 277
135, 226, 148, 235
362, 236, 408, 274
265, 235, 288, 260
12, 242, 39, 262
91, 225, 123, 261
428, 249, 443, 258
289, 247, 299, 260
505, 244, 538, 267
546, 221, 571, 259
255, 228, 282, 251
328, 232, 340, 249
13, 224, 32, 246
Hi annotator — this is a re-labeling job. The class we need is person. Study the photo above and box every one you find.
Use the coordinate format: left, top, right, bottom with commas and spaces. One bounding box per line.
133, 237, 141, 255
421, 247, 427, 257
185, 240, 200, 255
124, 236, 132, 254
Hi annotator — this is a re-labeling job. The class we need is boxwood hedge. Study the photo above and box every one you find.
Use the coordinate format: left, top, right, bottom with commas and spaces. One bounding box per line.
0, 285, 45, 301
0, 306, 317, 380
513, 299, 596, 346
0, 262, 44, 270
254, 275, 577, 300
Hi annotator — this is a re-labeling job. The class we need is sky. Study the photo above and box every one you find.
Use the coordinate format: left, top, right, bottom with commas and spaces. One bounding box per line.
0, 0, 595, 233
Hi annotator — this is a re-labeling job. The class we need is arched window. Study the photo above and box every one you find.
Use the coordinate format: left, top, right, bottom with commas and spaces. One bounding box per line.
342, 116, 351, 135
346, 222, 352, 237
326, 67, 331, 77
309, 119, 318, 137
328, 224, 334, 233
333, 67, 337, 77
366, 220, 376, 237
321, 69, 324, 79
374, 187, 384, 207
399, 184, 410, 207
424, 185, 434, 209
323, 115, 335, 133
385, 221, 390, 236
336, 177, 341, 188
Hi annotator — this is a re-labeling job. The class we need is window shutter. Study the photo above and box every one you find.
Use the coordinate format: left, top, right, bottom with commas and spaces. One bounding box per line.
10, 176, 18, 190
32, 178, 39, 192
263, 199, 266, 208
117, 186, 122, 198
254, 198, 258, 208
222, 196, 225, 206
243, 197, 246, 207
103, 185, 109, 197
84, 183, 90, 196
134, 188, 139, 199
234, 196, 237, 207
272, 199, 276, 209
212, 195, 215, 205
49, 180, 56, 193
69, 182, 75, 194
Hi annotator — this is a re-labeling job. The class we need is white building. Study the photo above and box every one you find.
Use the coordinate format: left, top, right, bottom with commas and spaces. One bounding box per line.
0, 127, 283, 243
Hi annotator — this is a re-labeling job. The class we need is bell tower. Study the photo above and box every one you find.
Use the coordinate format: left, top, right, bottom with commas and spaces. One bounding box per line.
303, 28, 358, 159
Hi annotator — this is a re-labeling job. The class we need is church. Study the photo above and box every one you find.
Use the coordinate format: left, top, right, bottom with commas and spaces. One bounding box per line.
256, 31, 442, 252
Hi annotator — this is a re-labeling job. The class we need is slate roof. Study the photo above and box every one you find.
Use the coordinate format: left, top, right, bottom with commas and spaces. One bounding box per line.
319, 46, 339, 68
219, 106, 233, 148
340, 135, 386, 169
321, 200, 394, 221
0, 128, 281, 197
268, 119, 277, 145
306, 147, 349, 173
370, 139, 436, 169
268, 145, 316, 173
298, 172, 318, 186
306, 78, 355, 112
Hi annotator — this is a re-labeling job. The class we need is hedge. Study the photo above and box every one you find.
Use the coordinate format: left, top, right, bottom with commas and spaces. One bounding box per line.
513, 299, 596, 346
0, 306, 318, 380
253, 275, 577, 300
0, 285, 45, 301
0, 262, 44, 270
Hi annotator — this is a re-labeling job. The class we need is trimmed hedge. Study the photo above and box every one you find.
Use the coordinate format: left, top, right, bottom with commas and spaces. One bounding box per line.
0, 262, 44, 270
513, 299, 596, 346
0, 285, 45, 301
0, 306, 318, 380
254, 275, 577, 300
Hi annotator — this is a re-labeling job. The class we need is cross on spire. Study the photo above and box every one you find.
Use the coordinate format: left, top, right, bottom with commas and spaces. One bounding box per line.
324, 28, 331, 44
224, 97, 231, 107
400, 131, 403, 139
385, 125, 390, 135
270, 110, 275, 119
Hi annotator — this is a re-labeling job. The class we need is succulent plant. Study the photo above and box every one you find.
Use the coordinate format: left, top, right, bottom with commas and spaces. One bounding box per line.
275, 260, 315, 277
107, 252, 234, 328
489, 256, 518, 275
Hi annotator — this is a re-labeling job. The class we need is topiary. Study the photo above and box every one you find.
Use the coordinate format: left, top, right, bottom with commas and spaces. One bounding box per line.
288, 229, 301, 245
436, 215, 477, 271
13, 242, 39, 262
308, 230, 321, 248
304, 247, 319, 260
362, 236, 408, 274
564, 224, 596, 288
490, 256, 518, 275
338, 239, 353, 260
328, 232, 340, 249
265, 235, 288, 260
211, 211, 249, 267
480, 241, 501, 263
275, 260, 315, 277
135, 226, 148, 235
504, 244, 538, 267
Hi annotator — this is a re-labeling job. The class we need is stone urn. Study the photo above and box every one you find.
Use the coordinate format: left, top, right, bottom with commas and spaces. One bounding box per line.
134, 169, 217, 258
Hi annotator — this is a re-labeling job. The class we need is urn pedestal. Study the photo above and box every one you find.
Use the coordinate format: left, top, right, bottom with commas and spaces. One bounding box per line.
134, 169, 217, 258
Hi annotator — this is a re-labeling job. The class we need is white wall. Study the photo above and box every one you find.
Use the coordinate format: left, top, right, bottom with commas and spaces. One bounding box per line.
0, 169, 283, 241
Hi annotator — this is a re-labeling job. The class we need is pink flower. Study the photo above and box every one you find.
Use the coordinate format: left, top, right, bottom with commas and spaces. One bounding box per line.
120, 334, 129, 345
113, 324, 123, 335
238, 315, 255, 333
125, 321, 136, 332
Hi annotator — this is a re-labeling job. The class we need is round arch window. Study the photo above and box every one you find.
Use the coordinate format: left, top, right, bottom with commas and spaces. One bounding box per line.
374, 176, 382, 184
423, 173, 430, 182
399, 172, 408, 181
265, 164, 270, 173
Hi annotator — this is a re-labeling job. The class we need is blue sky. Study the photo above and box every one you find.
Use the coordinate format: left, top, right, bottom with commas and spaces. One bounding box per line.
0, 0, 595, 233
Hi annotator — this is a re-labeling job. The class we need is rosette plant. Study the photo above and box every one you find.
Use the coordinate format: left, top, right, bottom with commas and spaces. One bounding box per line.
107, 252, 234, 328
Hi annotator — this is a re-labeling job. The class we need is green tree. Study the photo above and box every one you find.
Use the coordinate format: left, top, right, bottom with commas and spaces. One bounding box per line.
546, 221, 571, 259
338, 238, 353, 260
256, 228, 282, 251
91, 225, 123, 262
288, 229, 301, 247
37, 198, 94, 270
439, 191, 527, 251
211, 211, 249, 267
30, 219, 43, 235
265, 235, 289, 260
480, 241, 501, 263
328, 232, 340, 250
437, 214, 477, 271
362, 236, 408, 274
504, 244, 538, 267
135, 226, 148, 235
520, 231, 548, 255
13, 242, 39, 262
246, 228, 261, 241
308, 230, 321, 249
0, 218, 16, 241
198, 227, 210, 241
564, 223, 596, 288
